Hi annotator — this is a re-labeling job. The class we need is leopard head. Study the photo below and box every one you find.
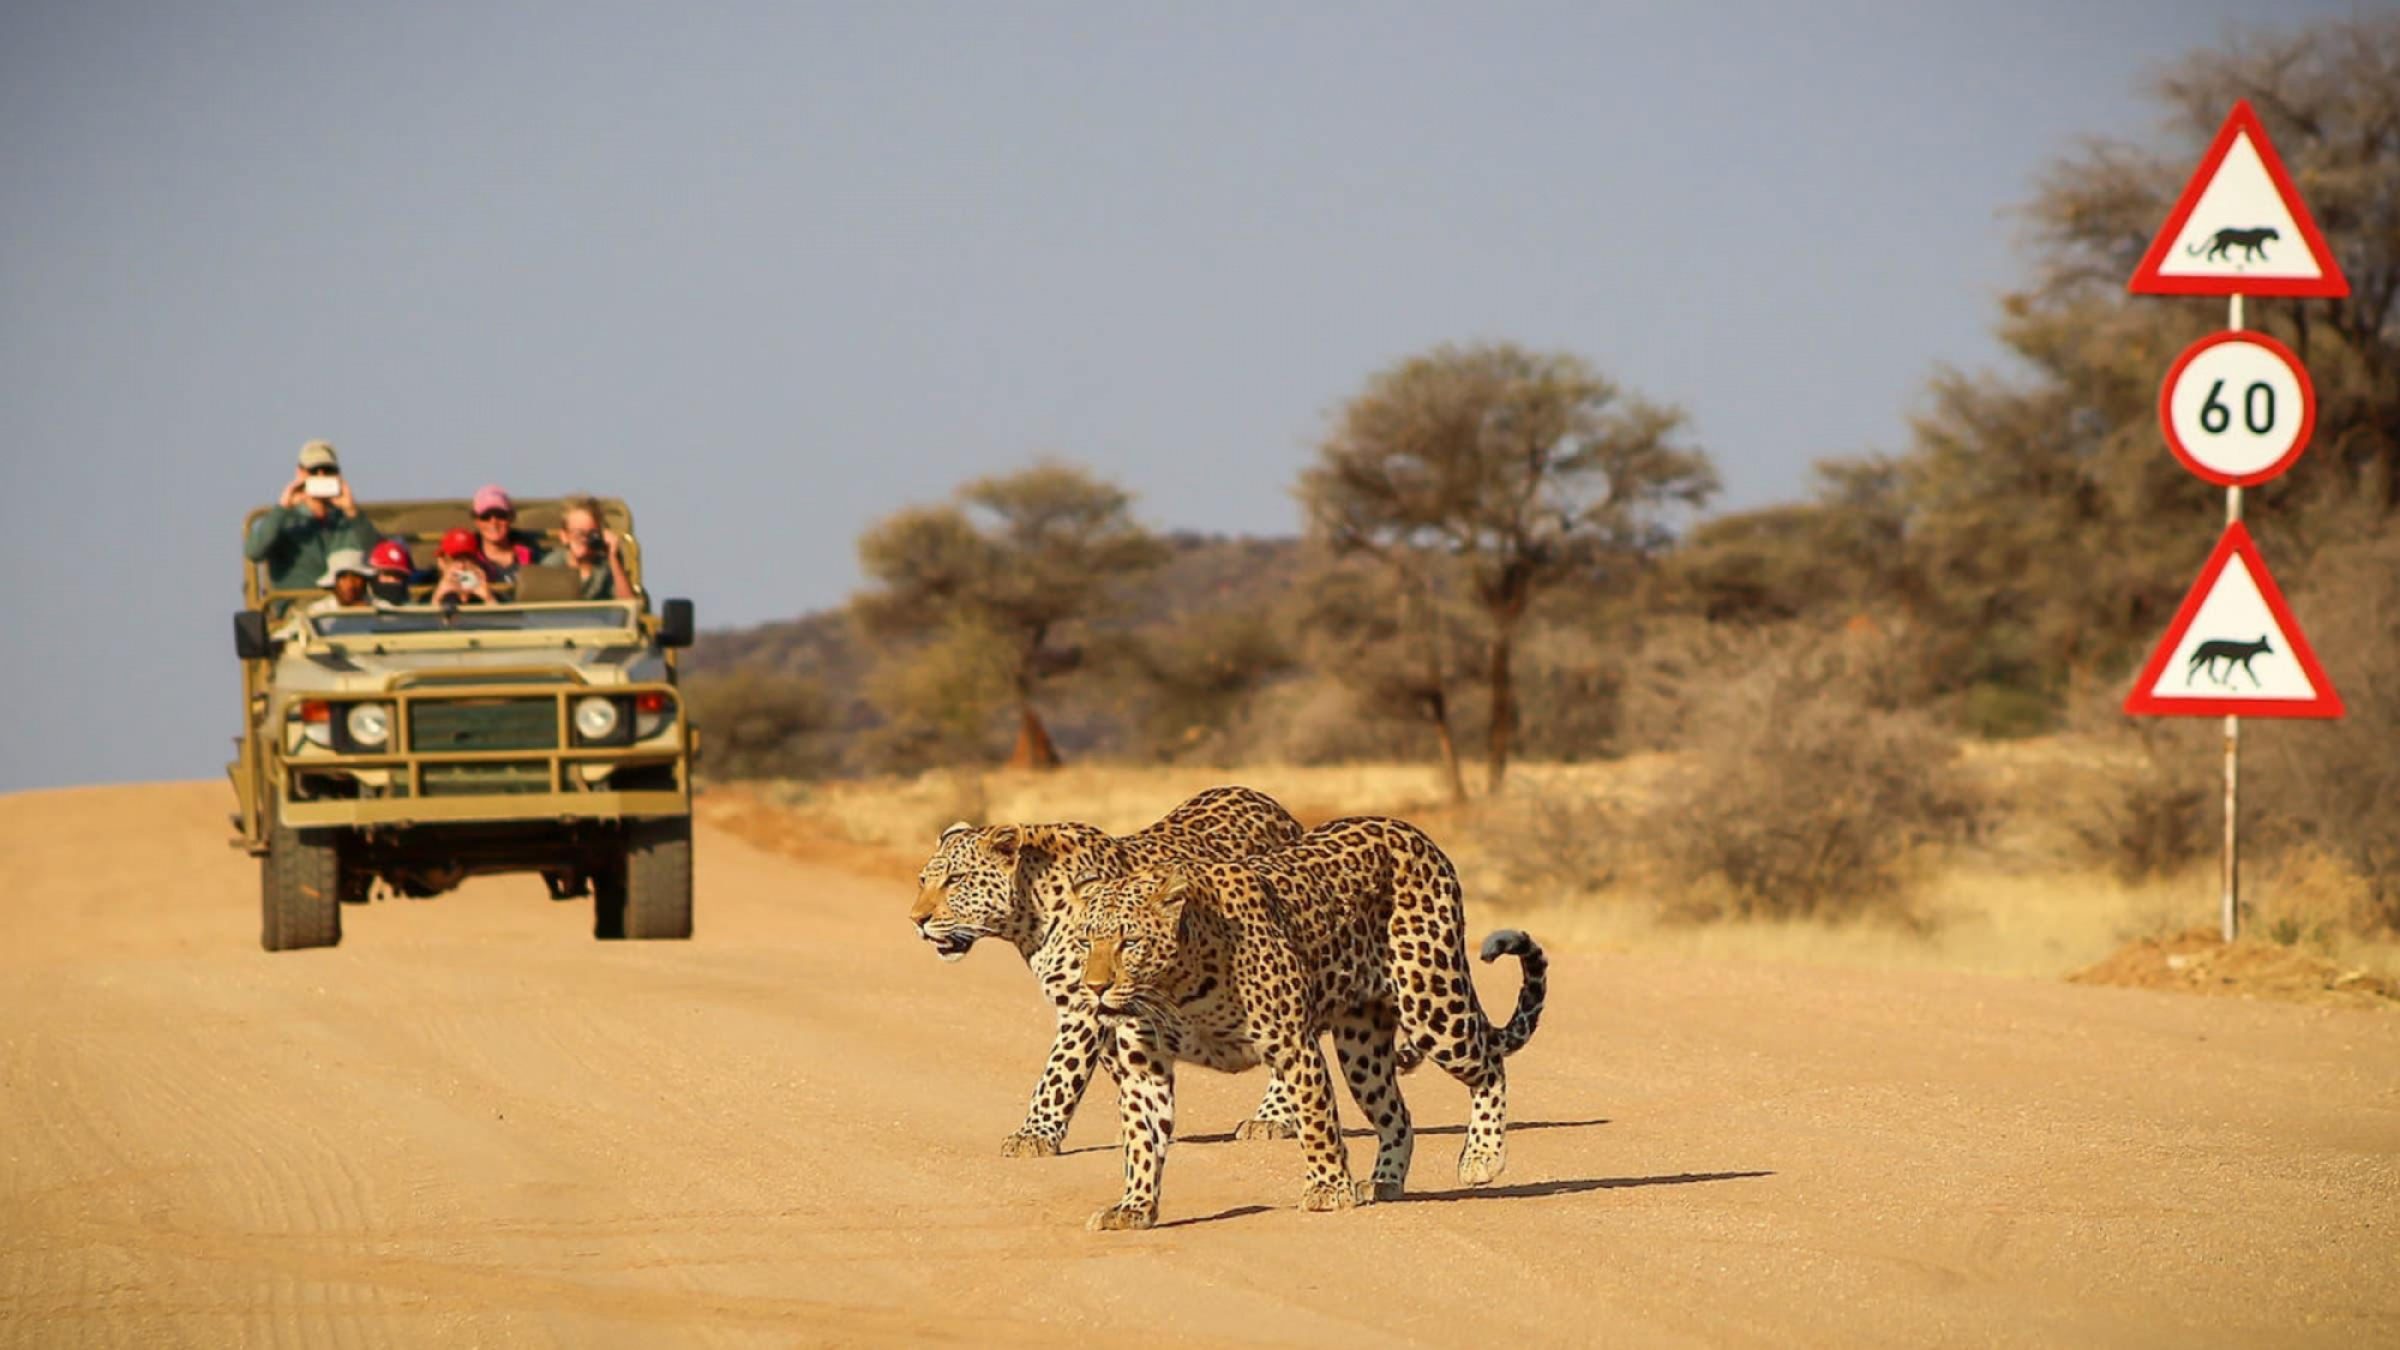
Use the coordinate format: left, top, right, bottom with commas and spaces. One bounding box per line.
909, 821, 1097, 958
1073, 865, 1199, 1016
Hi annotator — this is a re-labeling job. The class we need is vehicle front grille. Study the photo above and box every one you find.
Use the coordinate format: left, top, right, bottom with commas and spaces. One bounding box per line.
421, 762, 552, 797
410, 698, 557, 753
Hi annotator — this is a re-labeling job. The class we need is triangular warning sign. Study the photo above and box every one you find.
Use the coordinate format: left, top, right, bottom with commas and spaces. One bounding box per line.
2124, 521, 2342, 718
2128, 100, 2348, 298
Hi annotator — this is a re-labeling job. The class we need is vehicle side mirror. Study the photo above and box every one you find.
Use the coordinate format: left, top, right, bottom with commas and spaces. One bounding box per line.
233, 610, 280, 661
659, 598, 695, 649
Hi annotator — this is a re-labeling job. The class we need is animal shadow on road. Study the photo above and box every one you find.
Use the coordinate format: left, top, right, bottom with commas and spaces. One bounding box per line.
1396, 1169, 1774, 1204
1157, 1170, 1772, 1228
1175, 1117, 1613, 1147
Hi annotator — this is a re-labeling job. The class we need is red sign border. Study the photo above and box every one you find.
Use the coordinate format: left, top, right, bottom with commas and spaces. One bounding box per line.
2126, 99, 2350, 299
2157, 330, 2317, 487
2123, 521, 2343, 718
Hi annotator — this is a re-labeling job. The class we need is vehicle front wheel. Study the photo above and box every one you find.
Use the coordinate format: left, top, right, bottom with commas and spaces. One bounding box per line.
594, 817, 692, 941
261, 821, 344, 951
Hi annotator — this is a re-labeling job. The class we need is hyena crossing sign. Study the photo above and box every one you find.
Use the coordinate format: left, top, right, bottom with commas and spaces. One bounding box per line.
2123, 521, 2342, 719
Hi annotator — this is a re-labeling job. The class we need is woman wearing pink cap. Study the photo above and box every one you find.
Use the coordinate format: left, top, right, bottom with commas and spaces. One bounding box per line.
469, 484, 539, 592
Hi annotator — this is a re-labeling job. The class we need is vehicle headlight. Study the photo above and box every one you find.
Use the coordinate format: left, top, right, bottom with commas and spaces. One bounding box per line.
572, 695, 622, 743
344, 702, 391, 749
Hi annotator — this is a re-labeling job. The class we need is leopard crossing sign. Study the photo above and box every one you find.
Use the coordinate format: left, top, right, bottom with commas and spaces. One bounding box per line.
2127, 99, 2348, 299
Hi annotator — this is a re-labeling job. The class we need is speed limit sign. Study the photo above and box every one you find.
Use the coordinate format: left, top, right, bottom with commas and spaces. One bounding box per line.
2158, 331, 2316, 487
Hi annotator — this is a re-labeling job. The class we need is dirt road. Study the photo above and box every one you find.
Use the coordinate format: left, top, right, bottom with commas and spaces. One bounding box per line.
2, 783, 2394, 1347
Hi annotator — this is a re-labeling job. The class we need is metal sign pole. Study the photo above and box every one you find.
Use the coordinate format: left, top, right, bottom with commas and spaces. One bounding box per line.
2222, 291, 2244, 943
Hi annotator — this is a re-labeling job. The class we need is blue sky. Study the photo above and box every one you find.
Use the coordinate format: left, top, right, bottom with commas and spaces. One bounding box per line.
0, 2, 2360, 791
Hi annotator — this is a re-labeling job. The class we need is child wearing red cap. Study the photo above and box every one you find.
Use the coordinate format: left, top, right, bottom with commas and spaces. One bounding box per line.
366, 538, 418, 606
430, 526, 496, 605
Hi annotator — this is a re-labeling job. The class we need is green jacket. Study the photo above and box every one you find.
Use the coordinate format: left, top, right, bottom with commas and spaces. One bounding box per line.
243, 505, 381, 591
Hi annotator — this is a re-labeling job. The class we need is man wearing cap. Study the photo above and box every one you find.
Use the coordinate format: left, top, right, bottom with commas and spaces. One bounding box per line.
244, 441, 381, 591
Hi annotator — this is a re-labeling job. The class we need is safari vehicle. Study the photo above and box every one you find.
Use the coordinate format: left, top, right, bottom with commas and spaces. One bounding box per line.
228, 497, 698, 951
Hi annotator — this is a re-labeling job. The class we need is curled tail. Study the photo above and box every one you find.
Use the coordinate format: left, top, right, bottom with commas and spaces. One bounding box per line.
1394, 928, 1548, 1074
1477, 929, 1548, 1055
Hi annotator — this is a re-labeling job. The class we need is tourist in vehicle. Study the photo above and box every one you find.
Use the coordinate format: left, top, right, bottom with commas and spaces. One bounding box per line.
469, 485, 539, 592
273, 549, 377, 640
243, 441, 380, 592
429, 527, 496, 606
304, 550, 376, 614
546, 496, 635, 600
367, 538, 419, 606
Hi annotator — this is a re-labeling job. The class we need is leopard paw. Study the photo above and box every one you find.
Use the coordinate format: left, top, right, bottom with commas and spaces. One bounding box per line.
1000, 1131, 1062, 1158
1233, 1117, 1299, 1142
1456, 1148, 1506, 1186
1086, 1204, 1156, 1232
1300, 1181, 1361, 1212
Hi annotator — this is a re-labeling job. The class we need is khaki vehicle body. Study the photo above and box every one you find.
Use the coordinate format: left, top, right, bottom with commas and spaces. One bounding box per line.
230, 497, 698, 949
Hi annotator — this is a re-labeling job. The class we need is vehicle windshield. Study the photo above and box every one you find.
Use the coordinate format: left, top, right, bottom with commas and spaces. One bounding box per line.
310, 603, 638, 637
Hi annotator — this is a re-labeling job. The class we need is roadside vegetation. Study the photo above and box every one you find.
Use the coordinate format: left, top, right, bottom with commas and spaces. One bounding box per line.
688, 17, 2400, 985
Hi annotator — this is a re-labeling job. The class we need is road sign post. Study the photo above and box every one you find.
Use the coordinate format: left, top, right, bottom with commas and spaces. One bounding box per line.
2224, 299, 2241, 946
2126, 103, 2348, 943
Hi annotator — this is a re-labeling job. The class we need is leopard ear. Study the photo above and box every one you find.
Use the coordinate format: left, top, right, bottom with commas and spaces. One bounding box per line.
985, 825, 1020, 864
938, 820, 975, 843
1153, 864, 1198, 924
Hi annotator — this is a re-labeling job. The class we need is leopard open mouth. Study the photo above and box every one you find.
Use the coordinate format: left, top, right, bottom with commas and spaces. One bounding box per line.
924, 930, 977, 961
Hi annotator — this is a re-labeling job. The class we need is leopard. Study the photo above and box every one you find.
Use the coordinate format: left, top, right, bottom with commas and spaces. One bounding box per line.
2187, 225, 2278, 263
908, 785, 1311, 1157
1068, 815, 1547, 1231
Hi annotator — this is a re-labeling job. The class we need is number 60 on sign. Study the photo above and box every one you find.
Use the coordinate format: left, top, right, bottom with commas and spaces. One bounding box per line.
2158, 331, 2316, 487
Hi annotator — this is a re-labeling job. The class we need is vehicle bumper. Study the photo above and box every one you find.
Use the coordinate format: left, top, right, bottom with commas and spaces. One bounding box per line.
277, 790, 689, 829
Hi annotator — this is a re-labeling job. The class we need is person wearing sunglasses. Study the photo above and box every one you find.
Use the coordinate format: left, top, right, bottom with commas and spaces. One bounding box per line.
467, 484, 539, 594
243, 440, 381, 592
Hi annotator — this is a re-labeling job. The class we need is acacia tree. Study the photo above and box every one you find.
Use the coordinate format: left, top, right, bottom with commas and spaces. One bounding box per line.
1302, 342, 1718, 790
853, 461, 1166, 768
1298, 552, 1480, 802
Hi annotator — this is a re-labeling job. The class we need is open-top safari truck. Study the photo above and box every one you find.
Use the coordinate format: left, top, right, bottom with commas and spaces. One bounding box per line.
229, 497, 697, 951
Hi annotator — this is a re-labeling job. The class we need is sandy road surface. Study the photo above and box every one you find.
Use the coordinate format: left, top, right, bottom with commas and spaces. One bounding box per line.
2, 784, 2395, 1348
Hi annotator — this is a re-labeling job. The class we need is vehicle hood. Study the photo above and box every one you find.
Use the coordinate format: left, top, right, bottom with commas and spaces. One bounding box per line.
268, 639, 671, 695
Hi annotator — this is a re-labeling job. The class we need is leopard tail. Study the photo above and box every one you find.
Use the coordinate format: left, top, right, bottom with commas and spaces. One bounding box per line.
1476, 929, 1548, 1056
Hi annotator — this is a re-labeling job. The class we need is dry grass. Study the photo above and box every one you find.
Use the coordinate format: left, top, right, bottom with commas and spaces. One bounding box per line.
705, 741, 2400, 996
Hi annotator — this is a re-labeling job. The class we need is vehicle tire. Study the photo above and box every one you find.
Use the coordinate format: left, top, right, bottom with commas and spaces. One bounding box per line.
595, 817, 692, 940
262, 821, 344, 951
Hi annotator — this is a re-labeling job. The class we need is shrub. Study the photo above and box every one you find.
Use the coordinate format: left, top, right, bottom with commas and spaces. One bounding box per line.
1117, 610, 1294, 760
1478, 794, 1625, 903
2250, 535, 2400, 928
683, 670, 834, 781
2048, 716, 2220, 882
1642, 635, 1984, 921
1958, 681, 2057, 739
